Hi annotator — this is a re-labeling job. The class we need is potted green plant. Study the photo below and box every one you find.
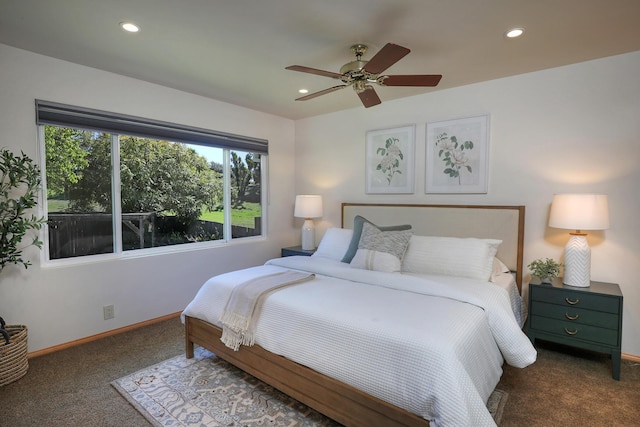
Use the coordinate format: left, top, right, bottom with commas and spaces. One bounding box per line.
527, 257, 562, 284
0, 148, 46, 386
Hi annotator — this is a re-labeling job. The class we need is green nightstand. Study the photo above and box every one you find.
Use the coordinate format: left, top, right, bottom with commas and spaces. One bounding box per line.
527, 279, 623, 380
281, 245, 315, 257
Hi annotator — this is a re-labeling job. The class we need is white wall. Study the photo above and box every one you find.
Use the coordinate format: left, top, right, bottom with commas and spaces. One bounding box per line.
294, 51, 640, 357
0, 44, 297, 352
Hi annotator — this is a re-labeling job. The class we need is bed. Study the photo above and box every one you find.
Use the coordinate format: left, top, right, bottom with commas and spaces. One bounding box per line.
182, 203, 536, 427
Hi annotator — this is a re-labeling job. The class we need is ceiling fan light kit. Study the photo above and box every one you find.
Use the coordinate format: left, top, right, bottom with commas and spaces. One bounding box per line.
286, 42, 442, 108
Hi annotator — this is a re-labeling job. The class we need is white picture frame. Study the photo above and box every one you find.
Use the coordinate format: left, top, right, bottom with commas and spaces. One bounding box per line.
365, 125, 415, 194
425, 115, 489, 194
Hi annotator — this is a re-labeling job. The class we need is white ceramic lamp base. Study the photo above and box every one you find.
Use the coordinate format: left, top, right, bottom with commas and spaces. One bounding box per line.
563, 233, 591, 287
300, 219, 315, 250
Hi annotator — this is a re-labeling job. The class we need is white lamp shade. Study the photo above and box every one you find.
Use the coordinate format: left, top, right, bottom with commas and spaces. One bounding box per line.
548, 194, 609, 288
294, 195, 323, 219
548, 194, 609, 231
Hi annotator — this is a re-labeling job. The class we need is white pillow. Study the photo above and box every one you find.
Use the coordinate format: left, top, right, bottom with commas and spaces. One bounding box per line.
311, 228, 354, 261
492, 257, 510, 273
350, 222, 413, 273
401, 235, 502, 281
491, 257, 511, 282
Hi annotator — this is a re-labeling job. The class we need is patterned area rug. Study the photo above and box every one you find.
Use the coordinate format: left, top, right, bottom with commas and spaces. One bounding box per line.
112, 347, 508, 426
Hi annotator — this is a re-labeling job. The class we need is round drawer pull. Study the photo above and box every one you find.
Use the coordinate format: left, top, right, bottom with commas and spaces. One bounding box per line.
565, 313, 579, 320
565, 297, 579, 305
564, 328, 578, 335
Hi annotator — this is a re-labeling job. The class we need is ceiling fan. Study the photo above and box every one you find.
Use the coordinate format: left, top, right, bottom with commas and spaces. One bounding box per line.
285, 43, 442, 108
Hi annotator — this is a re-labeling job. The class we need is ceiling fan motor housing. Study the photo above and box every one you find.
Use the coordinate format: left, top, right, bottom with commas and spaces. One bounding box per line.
340, 60, 376, 91
340, 44, 376, 89
339, 60, 368, 75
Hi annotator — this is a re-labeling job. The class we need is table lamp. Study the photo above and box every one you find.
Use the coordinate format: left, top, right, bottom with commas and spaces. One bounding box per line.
294, 195, 323, 250
548, 194, 609, 287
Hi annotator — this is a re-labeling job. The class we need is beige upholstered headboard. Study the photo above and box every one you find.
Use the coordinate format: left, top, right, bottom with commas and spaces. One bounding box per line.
342, 203, 525, 290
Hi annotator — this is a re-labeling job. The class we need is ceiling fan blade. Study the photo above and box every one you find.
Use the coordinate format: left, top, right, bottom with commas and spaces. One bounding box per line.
285, 65, 344, 79
295, 85, 347, 101
362, 43, 410, 75
358, 86, 381, 108
379, 74, 443, 87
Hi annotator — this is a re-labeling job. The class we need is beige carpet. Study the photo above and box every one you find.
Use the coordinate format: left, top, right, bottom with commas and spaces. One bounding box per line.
3, 317, 637, 426
113, 346, 508, 426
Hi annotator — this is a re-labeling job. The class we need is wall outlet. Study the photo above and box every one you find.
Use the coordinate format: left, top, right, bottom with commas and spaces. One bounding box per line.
103, 304, 115, 320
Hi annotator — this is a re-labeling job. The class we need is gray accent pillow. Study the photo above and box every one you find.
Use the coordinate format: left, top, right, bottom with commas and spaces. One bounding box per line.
350, 222, 413, 272
341, 215, 412, 263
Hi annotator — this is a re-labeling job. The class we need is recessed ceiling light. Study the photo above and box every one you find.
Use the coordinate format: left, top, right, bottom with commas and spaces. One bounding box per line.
120, 22, 140, 33
505, 28, 524, 38
298, 89, 309, 94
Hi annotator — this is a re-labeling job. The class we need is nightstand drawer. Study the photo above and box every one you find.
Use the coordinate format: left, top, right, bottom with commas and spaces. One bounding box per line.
530, 315, 620, 346
530, 301, 620, 330
531, 286, 620, 314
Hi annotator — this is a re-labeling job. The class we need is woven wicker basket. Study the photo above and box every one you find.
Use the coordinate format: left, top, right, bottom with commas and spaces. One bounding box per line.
0, 325, 28, 387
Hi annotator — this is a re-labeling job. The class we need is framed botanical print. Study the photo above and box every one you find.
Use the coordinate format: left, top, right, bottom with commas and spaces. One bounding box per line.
365, 125, 415, 194
425, 115, 489, 194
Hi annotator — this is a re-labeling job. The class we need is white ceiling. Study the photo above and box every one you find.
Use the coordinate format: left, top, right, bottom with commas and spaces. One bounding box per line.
1, 0, 639, 120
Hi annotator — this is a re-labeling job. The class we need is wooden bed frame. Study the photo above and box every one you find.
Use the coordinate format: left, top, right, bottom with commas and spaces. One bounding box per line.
184, 203, 525, 426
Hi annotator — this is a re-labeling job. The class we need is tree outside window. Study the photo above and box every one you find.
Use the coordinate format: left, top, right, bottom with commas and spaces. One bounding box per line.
44, 125, 262, 260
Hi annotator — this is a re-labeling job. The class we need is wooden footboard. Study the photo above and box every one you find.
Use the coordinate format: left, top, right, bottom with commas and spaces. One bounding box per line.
185, 315, 430, 427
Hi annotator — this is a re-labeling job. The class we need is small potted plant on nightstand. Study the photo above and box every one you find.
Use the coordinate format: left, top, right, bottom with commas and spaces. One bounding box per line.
527, 257, 562, 284
0, 148, 46, 386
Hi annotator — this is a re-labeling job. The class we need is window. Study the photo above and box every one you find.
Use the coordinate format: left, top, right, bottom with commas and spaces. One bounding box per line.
37, 101, 267, 261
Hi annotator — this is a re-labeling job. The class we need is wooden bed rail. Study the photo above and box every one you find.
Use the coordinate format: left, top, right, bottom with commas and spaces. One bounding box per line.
185, 315, 431, 427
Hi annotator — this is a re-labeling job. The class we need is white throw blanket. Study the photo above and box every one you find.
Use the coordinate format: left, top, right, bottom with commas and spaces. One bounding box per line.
220, 270, 315, 350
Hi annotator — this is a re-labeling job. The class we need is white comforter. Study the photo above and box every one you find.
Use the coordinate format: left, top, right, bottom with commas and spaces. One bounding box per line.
182, 256, 537, 427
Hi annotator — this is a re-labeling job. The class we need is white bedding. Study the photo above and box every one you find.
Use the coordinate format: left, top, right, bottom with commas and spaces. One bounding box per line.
182, 256, 536, 427
490, 270, 526, 328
